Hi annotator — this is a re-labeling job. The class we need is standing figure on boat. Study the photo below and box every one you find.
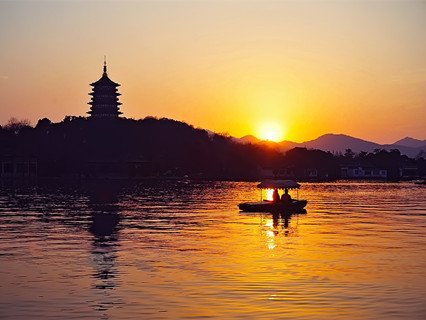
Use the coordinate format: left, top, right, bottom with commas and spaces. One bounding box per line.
281, 188, 292, 203
272, 189, 280, 202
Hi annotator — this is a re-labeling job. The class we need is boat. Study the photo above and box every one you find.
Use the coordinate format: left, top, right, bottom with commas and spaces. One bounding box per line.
238, 180, 308, 213
413, 179, 426, 185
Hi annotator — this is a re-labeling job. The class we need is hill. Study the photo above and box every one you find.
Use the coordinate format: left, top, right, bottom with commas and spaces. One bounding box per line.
393, 137, 426, 148
0, 117, 285, 179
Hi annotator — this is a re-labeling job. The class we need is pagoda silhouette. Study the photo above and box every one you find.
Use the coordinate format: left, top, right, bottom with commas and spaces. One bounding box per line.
87, 58, 122, 118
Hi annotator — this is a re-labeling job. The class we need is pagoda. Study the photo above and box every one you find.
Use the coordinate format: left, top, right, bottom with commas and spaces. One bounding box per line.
87, 59, 122, 118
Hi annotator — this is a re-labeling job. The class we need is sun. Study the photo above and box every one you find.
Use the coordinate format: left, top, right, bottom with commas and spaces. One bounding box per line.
257, 121, 286, 142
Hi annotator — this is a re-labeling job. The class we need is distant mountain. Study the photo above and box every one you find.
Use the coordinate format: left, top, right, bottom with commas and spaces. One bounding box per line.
237, 135, 298, 151
238, 135, 261, 144
235, 133, 426, 158
298, 134, 381, 153
393, 137, 426, 148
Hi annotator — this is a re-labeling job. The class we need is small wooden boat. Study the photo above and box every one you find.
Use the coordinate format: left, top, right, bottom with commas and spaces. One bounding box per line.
413, 179, 426, 185
238, 180, 308, 213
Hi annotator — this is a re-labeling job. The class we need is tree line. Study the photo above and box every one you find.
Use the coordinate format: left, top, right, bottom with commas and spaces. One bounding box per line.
0, 117, 424, 180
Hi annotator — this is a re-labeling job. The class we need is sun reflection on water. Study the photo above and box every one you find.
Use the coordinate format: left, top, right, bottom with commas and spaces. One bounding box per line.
264, 218, 279, 250
266, 230, 276, 250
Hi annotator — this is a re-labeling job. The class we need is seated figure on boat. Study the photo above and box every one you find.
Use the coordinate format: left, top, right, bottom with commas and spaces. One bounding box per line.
281, 188, 292, 203
272, 189, 280, 202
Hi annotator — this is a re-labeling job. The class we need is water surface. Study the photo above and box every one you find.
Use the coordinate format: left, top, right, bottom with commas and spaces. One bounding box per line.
0, 181, 425, 319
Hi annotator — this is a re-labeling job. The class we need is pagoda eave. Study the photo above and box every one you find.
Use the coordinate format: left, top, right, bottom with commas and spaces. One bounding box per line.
90, 80, 120, 87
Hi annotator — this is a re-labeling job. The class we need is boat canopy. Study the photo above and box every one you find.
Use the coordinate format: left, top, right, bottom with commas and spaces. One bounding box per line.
257, 180, 300, 189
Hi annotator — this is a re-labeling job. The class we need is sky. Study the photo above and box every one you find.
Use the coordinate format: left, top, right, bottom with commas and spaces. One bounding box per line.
0, 0, 425, 144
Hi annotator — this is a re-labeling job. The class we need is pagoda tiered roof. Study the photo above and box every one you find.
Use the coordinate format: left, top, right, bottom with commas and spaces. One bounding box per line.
90, 73, 120, 87
87, 60, 122, 118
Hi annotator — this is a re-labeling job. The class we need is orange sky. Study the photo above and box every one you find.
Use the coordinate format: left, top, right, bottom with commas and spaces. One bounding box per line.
0, 1, 425, 143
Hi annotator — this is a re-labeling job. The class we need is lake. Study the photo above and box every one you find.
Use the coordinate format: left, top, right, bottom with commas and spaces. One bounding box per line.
0, 180, 425, 319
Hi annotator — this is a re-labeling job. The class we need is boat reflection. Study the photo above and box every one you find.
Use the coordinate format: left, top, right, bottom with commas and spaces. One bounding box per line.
260, 210, 306, 240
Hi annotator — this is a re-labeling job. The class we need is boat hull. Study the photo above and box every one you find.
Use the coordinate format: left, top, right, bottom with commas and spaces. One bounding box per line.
238, 200, 307, 213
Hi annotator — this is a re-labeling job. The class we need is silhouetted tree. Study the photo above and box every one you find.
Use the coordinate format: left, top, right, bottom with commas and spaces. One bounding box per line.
3, 117, 32, 135
344, 148, 355, 159
35, 118, 52, 128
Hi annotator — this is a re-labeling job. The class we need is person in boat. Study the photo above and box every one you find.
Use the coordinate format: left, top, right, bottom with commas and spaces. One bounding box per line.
281, 188, 292, 203
272, 189, 280, 202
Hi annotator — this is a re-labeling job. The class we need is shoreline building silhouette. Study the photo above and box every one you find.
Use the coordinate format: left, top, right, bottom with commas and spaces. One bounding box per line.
87, 59, 122, 118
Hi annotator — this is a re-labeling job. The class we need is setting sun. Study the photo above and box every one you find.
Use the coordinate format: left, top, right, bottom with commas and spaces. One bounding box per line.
257, 121, 286, 142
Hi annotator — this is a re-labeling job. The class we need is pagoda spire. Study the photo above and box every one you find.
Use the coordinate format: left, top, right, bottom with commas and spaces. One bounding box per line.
103, 55, 107, 76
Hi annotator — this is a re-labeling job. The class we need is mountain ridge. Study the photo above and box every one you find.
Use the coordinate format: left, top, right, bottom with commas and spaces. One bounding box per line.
236, 133, 426, 158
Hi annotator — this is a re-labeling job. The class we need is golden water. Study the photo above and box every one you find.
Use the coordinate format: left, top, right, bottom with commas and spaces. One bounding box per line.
0, 181, 425, 319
